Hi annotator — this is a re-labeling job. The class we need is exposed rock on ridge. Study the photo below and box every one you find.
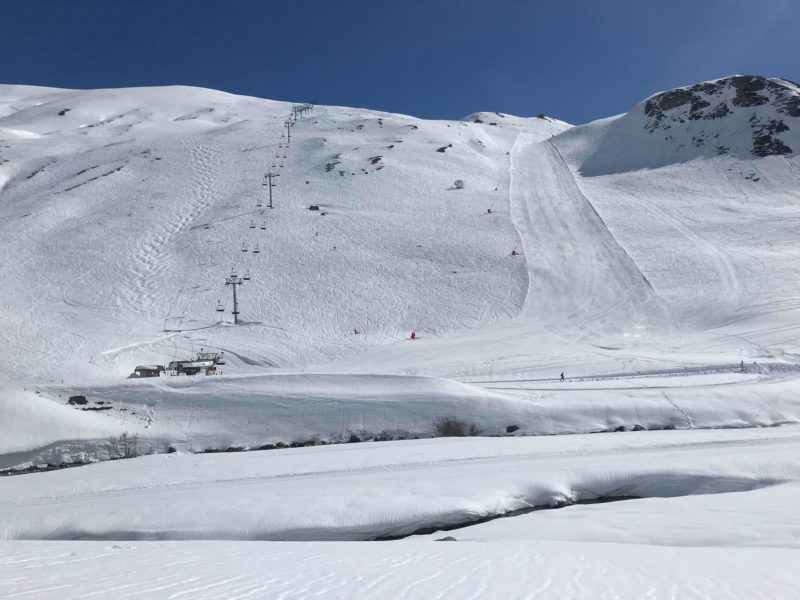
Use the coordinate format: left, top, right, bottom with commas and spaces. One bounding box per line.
643, 75, 799, 157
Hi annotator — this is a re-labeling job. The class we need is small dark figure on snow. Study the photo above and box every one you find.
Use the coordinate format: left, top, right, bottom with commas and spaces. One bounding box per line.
560, 372, 564, 382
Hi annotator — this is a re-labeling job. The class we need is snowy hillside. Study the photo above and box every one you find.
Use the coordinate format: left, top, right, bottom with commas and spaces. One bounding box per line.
2, 76, 800, 463
0, 85, 567, 385
3, 75, 800, 599
572, 74, 800, 175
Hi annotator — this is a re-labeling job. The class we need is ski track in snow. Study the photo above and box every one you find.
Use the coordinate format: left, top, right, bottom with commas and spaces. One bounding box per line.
619, 182, 743, 323
509, 134, 668, 336
121, 140, 221, 316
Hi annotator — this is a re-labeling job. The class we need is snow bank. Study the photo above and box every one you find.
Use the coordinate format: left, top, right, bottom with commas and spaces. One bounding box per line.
1, 426, 797, 541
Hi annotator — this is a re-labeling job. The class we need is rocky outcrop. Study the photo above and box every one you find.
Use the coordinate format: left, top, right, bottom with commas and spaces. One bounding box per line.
642, 75, 798, 157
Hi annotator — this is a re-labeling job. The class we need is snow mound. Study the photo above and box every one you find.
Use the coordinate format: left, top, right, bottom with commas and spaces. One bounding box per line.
1, 426, 797, 542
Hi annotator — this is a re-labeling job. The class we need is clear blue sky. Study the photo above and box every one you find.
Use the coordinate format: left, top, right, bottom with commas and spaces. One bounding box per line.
2, 0, 798, 125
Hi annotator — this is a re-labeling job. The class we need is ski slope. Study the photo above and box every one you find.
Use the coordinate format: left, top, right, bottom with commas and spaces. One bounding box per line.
3, 74, 800, 598
2, 76, 800, 464
0, 86, 567, 384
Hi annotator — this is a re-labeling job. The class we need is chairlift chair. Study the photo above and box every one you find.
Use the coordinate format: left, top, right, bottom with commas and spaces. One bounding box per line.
241, 243, 248, 252
250, 220, 256, 229
260, 221, 266, 230
216, 300, 225, 313
243, 269, 251, 281
253, 244, 260, 254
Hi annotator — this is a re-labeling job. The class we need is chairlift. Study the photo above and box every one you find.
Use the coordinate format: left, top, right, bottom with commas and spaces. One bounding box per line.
250, 220, 256, 229
241, 243, 248, 252
243, 269, 251, 281
253, 244, 260, 254
256, 201, 263, 208
215, 300, 225, 313
260, 221, 266, 230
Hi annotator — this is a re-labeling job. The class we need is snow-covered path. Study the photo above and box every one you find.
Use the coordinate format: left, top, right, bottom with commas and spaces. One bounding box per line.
509, 135, 668, 335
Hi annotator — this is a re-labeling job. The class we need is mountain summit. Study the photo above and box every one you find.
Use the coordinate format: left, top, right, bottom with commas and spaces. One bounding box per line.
566, 75, 800, 175
644, 75, 799, 157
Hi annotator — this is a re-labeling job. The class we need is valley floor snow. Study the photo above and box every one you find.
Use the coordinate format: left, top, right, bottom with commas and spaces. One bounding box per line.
2, 427, 800, 598
3, 539, 797, 600
2, 426, 798, 541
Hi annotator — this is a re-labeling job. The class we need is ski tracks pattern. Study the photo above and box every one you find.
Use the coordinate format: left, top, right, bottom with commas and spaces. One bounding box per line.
508, 135, 669, 336
120, 141, 221, 316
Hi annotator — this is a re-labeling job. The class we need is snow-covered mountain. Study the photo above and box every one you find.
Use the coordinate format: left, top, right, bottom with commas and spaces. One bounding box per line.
3, 75, 800, 600
570, 74, 800, 175
0, 84, 568, 384
1, 75, 800, 463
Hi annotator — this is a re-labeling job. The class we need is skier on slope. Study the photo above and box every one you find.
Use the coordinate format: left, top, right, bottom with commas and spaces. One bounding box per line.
560, 372, 564, 382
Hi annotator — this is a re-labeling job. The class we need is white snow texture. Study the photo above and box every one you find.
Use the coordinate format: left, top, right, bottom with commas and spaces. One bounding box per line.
2, 75, 800, 598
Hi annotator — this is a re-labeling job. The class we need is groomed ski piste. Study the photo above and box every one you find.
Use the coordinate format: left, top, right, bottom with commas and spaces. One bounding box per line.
2, 75, 800, 598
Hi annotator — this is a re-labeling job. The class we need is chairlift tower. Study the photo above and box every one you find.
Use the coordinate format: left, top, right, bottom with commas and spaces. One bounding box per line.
265, 171, 278, 209
225, 269, 248, 325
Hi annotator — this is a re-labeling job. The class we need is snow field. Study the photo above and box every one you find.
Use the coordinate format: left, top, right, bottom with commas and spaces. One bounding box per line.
1, 426, 798, 541
2, 76, 800, 598
4, 362, 798, 469
2, 539, 796, 600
